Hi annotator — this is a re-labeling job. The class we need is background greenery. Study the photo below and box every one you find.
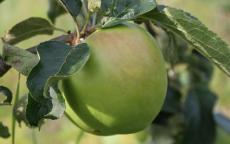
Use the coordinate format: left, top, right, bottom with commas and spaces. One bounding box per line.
0, 0, 229, 143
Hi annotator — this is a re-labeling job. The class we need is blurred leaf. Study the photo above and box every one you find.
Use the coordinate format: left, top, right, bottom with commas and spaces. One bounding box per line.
3, 17, 54, 44
0, 57, 11, 77
153, 112, 173, 125
48, 0, 66, 23
0, 0, 4, 3
13, 95, 29, 127
214, 112, 230, 134
222, 2, 230, 13
0, 122, 10, 138
101, 0, 157, 27
152, 114, 185, 144
162, 84, 182, 113
188, 50, 214, 85
59, 0, 82, 18
2, 44, 39, 75
182, 86, 217, 144
143, 5, 230, 77
153, 84, 182, 125
0, 86, 12, 104
26, 41, 90, 126
161, 31, 189, 65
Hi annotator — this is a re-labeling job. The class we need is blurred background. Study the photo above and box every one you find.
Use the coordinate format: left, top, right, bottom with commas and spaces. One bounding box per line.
0, 0, 230, 143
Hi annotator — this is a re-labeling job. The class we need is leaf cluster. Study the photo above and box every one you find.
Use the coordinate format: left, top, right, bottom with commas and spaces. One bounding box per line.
0, 0, 229, 142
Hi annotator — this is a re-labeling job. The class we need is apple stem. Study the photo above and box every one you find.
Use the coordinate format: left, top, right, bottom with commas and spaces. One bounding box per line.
81, 12, 91, 35
72, 17, 81, 45
11, 73, 21, 144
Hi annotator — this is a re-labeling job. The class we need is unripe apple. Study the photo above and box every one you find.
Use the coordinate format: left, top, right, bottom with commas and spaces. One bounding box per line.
62, 23, 167, 135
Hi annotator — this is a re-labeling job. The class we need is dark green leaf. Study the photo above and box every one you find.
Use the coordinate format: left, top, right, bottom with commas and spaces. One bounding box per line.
161, 84, 182, 114
0, 86, 12, 104
26, 41, 90, 126
143, 6, 230, 77
2, 44, 39, 75
153, 84, 182, 125
101, 0, 157, 27
0, 0, 4, 3
0, 57, 11, 77
151, 115, 185, 142
3, 17, 54, 44
182, 86, 217, 144
48, 0, 66, 23
59, 0, 82, 17
26, 86, 65, 127
26, 94, 49, 127
0, 122, 10, 138
188, 50, 214, 85
27, 41, 90, 101
214, 113, 230, 134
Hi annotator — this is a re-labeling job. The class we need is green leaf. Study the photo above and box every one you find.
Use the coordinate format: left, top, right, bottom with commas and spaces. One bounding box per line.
26, 86, 65, 127
101, 0, 157, 27
2, 44, 39, 76
59, 0, 82, 18
0, 0, 4, 3
143, 6, 230, 77
182, 86, 217, 144
26, 41, 90, 126
0, 86, 12, 104
27, 41, 90, 101
48, 0, 66, 23
0, 122, 10, 138
3, 17, 54, 44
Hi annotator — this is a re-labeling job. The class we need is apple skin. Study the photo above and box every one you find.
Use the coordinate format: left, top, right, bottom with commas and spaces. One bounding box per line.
62, 23, 167, 136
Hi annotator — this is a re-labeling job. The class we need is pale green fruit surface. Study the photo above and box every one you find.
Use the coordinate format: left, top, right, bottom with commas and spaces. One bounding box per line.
62, 23, 167, 135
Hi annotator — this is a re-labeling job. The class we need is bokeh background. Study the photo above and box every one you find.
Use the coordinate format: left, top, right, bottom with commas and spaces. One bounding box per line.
0, 0, 230, 143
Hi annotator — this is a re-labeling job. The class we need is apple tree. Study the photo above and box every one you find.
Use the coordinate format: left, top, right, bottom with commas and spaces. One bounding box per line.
0, 0, 230, 144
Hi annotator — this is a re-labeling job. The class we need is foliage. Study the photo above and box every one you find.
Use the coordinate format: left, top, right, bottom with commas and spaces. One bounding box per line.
0, 122, 10, 138
0, 86, 12, 105
2, 17, 54, 45
0, 0, 230, 143
142, 6, 230, 76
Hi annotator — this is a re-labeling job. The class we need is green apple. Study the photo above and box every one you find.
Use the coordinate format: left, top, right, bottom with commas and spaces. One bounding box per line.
62, 23, 167, 136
